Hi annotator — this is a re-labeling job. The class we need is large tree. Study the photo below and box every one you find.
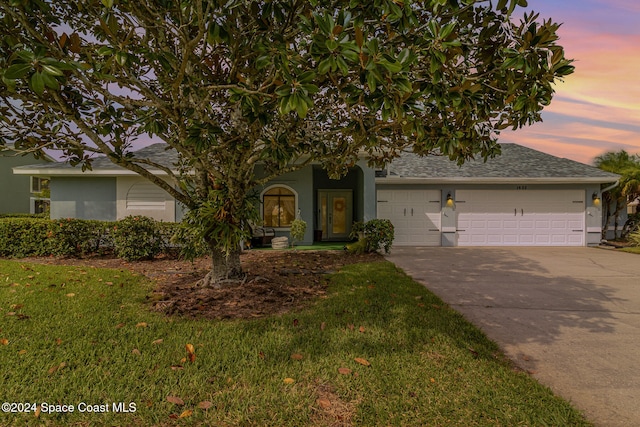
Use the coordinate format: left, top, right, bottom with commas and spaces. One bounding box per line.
0, 0, 573, 286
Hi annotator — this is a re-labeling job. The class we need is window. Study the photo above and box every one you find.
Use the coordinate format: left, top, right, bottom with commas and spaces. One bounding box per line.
263, 186, 296, 228
31, 177, 50, 194
30, 197, 50, 214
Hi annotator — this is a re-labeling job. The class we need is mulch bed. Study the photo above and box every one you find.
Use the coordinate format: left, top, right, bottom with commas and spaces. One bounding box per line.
19, 250, 382, 320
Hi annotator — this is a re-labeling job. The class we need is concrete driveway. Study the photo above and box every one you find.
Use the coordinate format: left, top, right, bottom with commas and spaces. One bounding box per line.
385, 247, 639, 427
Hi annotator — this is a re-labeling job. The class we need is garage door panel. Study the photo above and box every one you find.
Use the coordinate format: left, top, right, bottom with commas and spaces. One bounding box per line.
457, 190, 585, 247
377, 189, 441, 246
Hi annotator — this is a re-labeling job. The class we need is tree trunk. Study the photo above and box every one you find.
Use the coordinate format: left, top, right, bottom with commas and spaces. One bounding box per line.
197, 245, 244, 288
613, 199, 626, 239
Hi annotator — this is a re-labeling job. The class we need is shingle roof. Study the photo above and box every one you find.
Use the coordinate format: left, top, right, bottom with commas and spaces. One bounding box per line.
14, 142, 620, 183
383, 144, 619, 183
12, 143, 176, 175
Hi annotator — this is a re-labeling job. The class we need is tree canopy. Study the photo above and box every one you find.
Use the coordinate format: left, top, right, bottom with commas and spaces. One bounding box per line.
0, 0, 573, 284
594, 150, 640, 238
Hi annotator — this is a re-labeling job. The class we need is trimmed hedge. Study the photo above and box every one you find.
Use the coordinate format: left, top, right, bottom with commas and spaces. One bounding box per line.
0, 216, 188, 260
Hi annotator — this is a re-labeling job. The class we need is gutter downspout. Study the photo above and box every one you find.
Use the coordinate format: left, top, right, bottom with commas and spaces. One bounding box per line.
601, 180, 619, 193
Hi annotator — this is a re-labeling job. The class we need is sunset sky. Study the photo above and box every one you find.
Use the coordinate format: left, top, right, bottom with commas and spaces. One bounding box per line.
499, 0, 640, 165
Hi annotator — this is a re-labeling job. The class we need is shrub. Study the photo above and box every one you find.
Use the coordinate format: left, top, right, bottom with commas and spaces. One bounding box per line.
111, 216, 163, 261
0, 215, 210, 261
628, 230, 640, 247
348, 219, 395, 254
0, 217, 52, 257
290, 218, 307, 248
345, 238, 368, 255
46, 218, 107, 257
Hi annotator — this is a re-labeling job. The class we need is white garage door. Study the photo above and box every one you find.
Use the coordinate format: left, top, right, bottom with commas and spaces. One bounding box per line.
377, 189, 441, 246
456, 190, 585, 246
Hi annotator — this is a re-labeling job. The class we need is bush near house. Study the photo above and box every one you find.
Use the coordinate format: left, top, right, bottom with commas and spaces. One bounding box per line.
111, 216, 163, 261
0, 216, 187, 260
348, 219, 395, 254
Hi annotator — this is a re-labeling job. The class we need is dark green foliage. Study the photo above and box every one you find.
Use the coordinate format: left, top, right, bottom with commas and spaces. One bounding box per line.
0, 216, 184, 260
111, 215, 162, 261
0, 217, 51, 257
47, 218, 107, 257
349, 219, 395, 254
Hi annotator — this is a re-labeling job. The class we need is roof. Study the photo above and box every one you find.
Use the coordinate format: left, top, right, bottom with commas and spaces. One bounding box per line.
380, 144, 620, 184
1, 144, 56, 163
13, 143, 176, 176
13, 142, 620, 184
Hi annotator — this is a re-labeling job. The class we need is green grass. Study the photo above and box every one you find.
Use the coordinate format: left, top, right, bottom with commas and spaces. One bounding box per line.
621, 246, 640, 254
0, 259, 592, 426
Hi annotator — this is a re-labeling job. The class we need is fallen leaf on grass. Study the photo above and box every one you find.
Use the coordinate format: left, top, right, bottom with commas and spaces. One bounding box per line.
0, 338, 8, 346
291, 353, 303, 360
354, 357, 371, 367
316, 398, 332, 409
115, 323, 125, 329
48, 362, 67, 374
338, 367, 352, 375
65, 293, 75, 298
179, 409, 193, 418
132, 349, 141, 355
198, 401, 213, 410
18, 349, 27, 355
283, 378, 295, 384
186, 343, 196, 363
170, 365, 184, 371
152, 339, 163, 345
320, 322, 326, 331
136, 322, 148, 328
359, 326, 365, 333
166, 396, 184, 405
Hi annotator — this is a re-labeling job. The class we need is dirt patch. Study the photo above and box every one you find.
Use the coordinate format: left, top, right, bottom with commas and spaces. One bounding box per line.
21, 250, 381, 320
311, 380, 358, 427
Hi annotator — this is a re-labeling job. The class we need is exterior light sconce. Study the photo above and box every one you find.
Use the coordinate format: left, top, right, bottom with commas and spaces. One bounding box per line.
446, 192, 454, 207
592, 192, 601, 207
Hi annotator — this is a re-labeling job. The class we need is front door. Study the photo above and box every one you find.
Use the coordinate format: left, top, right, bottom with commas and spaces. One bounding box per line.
318, 190, 352, 240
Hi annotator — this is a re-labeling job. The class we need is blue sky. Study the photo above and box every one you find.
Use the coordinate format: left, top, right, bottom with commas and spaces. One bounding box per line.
498, 0, 640, 164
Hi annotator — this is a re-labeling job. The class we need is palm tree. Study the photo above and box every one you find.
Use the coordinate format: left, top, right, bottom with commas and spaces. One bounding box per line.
594, 150, 640, 239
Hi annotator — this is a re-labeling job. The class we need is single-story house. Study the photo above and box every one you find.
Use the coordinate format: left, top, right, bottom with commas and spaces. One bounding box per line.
14, 143, 620, 247
1, 144, 53, 215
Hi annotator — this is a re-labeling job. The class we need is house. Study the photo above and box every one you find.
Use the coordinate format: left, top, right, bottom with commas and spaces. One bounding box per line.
14, 143, 620, 247
1, 144, 53, 215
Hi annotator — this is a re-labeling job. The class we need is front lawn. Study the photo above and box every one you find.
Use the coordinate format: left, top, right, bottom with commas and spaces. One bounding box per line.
0, 259, 591, 426
621, 246, 640, 254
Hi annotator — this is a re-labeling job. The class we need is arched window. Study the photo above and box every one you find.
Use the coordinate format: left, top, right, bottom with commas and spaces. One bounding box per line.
262, 186, 296, 228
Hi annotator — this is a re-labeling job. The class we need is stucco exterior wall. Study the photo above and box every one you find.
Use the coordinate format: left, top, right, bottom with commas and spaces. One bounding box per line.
116, 177, 176, 222
1, 150, 48, 214
256, 166, 315, 245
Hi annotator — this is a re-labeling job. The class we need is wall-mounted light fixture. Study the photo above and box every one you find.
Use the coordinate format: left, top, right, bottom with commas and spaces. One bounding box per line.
446, 192, 454, 207
592, 192, 601, 207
